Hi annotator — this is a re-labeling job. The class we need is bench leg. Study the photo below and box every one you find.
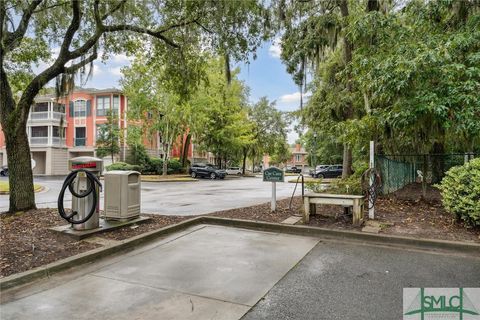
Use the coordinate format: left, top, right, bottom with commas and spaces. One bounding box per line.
352, 199, 363, 226
303, 197, 310, 223
310, 203, 316, 216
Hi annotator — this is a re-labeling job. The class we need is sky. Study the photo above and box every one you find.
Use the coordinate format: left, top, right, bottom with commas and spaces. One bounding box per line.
66, 40, 302, 143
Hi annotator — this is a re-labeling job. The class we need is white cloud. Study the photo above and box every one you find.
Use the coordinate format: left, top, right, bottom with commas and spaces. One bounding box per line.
111, 53, 131, 64
276, 91, 311, 111
109, 66, 123, 77
268, 38, 282, 59
92, 64, 103, 76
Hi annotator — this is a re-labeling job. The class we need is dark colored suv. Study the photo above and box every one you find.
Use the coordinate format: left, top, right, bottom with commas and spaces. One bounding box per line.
313, 165, 343, 178
189, 163, 227, 180
285, 166, 302, 174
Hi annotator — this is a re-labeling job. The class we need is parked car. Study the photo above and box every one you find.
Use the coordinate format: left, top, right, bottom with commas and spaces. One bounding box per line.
313, 165, 343, 179
0, 166, 8, 177
285, 166, 302, 174
226, 167, 242, 175
189, 163, 226, 179
309, 165, 329, 177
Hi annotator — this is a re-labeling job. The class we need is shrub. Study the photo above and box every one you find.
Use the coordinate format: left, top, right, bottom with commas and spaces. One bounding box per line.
167, 158, 182, 174
329, 175, 363, 195
126, 144, 150, 167
437, 158, 480, 227
305, 178, 324, 193
106, 162, 142, 172
143, 157, 163, 175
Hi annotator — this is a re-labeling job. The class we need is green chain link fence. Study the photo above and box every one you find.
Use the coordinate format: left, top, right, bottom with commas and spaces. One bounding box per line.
375, 153, 477, 195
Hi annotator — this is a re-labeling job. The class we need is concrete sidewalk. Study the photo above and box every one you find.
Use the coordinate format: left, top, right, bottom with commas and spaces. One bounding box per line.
0, 225, 319, 320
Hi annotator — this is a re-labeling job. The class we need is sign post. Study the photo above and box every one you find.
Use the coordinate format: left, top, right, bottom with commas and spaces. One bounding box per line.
263, 167, 284, 212
369, 141, 375, 219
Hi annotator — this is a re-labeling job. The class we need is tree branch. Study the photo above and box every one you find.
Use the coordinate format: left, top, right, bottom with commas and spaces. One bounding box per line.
101, 0, 127, 20
33, 1, 69, 13
58, 0, 82, 59
4, 0, 43, 52
158, 18, 199, 34
104, 24, 179, 48
64, 51, 98, 74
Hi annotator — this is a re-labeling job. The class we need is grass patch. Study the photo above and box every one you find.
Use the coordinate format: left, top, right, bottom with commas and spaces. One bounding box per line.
0, 181, 43, 194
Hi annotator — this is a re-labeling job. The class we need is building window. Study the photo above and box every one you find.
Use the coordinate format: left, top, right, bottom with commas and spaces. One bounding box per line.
74, 100, 86, 117
75, 127, 86, 146
52, 126, 66, 137
33, 102, 49, 112
295, 154, 301, 162
112, 95, 120, 115
31, 126, 48, 137
52, 103, 65, 113
96, 96, 110, 116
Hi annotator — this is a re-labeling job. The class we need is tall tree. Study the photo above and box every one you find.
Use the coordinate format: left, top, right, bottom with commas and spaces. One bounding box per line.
278, 0, 382, 177
246, 97, 289, 173
95, 110, 120, 163
121, 53, 190, 176
191, 57, 254, 168
1, 0, 270, 211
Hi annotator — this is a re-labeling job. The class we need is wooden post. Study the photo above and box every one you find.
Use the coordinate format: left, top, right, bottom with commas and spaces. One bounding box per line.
303, 196, 310, 223
369, 141, 375, 220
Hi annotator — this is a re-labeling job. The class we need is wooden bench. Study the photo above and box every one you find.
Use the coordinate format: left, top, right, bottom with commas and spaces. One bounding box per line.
303, 193, 365, 226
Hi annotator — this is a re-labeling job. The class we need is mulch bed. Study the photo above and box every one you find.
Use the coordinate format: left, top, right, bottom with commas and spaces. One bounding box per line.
1, 189, 478, 279
305, 183, 480, 243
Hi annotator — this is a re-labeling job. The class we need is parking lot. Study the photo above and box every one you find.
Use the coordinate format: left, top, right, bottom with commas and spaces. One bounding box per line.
0, 176, 298, 215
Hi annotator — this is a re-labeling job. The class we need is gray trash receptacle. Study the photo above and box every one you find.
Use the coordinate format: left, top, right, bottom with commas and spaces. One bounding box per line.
104, 170, 141, 220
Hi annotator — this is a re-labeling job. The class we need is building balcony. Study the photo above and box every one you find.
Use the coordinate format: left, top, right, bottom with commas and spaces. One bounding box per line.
29, 136, 66, 147
28, 111, 66, 123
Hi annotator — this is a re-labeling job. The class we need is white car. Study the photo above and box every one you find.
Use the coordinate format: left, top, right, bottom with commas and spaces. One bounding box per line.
226, 167, 242, 175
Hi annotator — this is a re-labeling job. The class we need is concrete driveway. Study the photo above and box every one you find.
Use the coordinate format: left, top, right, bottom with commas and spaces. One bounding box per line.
0, 176, 299, 215
0, 225, 319, 320
1, 225, 478, 320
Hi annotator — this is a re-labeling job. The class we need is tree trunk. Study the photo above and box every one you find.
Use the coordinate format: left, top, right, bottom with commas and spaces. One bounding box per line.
181, 133, 191, 168
339, 0, 354, 179
5, 127, 36, 212
162, 143, 169, 176
242, 147, 248, 175
341, 144, 353, 179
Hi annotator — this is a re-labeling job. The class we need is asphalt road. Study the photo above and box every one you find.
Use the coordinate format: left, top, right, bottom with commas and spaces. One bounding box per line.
0, 176, 299, 215
242, 241, 480, 320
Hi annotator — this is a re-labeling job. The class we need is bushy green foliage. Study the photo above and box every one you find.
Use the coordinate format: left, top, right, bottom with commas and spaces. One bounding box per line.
167, 159, 182, 174
135, 157, 184, 175
143, 158, 163, 175
106, 162, 142, 172
126, 144, 150, 168
328, 161, 368, 195
305, 178, 324, 193
437, 158, 480, 227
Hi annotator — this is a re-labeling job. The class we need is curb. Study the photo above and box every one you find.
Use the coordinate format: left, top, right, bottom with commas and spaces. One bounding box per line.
1, 216, 479, 290
201, 217, 480, 255
141, 179, 199, 183
0, 217, 203, 290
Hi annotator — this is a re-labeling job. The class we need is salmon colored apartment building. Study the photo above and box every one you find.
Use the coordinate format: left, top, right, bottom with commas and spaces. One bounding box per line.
0, 88, 193, 175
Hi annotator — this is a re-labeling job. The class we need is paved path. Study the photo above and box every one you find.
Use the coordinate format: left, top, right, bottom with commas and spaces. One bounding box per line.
0, 225, 319, 320
0, 176, 299, 215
